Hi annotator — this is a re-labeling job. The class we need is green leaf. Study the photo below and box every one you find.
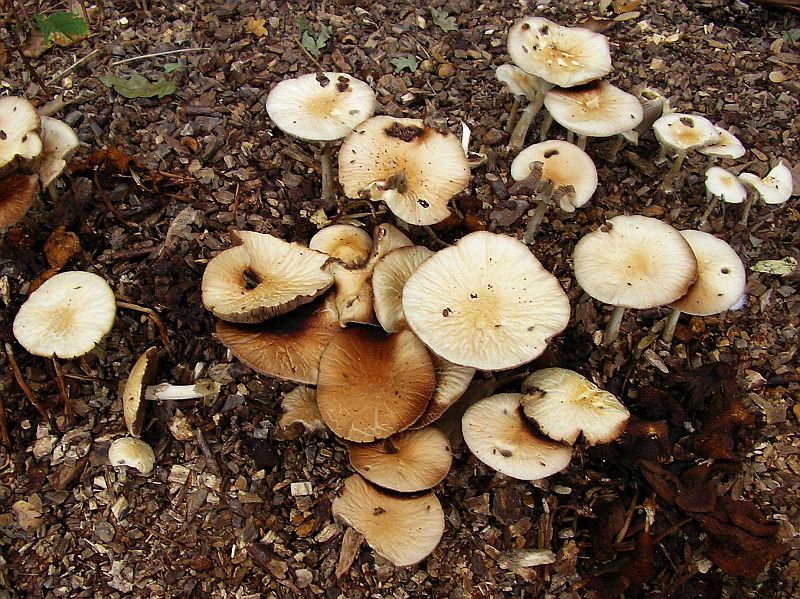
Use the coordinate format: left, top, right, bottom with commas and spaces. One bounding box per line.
300, 21, 332, 57
317, 23, 332, 47
297, 16, 309, 32
430, 8, 458, 33
34, 11, 89, 45
301, 30, 321, 57
390, 55, 419, 74
100, 74, 176, 99
163, 63, 181, 73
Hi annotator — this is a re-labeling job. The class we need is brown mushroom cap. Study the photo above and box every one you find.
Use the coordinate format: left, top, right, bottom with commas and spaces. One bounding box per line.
0, 173, 39, 228
331, 474, 445, 567
122, 347, 159, 437
316, 328, 435, 443
348, 427, 452, 492
278, 385, 326, 435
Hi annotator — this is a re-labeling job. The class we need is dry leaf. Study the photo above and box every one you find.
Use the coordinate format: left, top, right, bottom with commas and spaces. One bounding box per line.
245, 17, 268, 37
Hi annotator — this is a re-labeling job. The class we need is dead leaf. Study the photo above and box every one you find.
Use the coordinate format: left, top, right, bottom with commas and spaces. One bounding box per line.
245, 16, 268, 38
336, 526, 364, 578
45, 226, 81, 269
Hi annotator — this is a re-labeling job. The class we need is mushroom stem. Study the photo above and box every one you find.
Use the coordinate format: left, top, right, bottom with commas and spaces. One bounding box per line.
577, 135, 587, 150
145, 380, 220, 401
602, 305, 626, 346
505, 96, 521, 134
52, 358, 75, 424
661, 150, 687, 192
739, 191, 756, 227
539, 112, 553, 141
655, 143, 667, 164
698, 195, 719, 227
522, 200, 549, 244
608, 134, 625, 162
661, 308, 681, 344
508, 94, 544, 153
320, 141, 335, 206
566, 130, 574, 144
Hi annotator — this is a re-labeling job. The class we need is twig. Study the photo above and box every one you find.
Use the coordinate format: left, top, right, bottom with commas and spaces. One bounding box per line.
195, 427, 222, 478
293, 37, 323, 70
0, 388, 10, 446
48, 47, 102, 84
110, 47, 210, 66
52, 358, 75, 425
4, 1, 51, 95
115, 299, 175, 359
4, 342, 50, 421
94, 169, 139, 228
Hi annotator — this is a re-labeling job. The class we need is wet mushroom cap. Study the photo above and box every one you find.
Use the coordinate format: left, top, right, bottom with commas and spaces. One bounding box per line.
739, 162, 793, 205
653, 113, 720, 152
372, 245, 435, 333
705, 167, 747, 204
331, 474, 445, 567
543, 80, 644, 138
0, 173, 39, 228
265, 72, 376, 141
0, 96, 43, 167
309, 224, 373, 267
122, 347, 159, 437
572, 215, 698, 309
13, 270, 117, 359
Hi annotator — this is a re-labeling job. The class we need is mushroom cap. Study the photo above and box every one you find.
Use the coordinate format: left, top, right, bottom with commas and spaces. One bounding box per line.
411, 355, 476, 429
36, 116, 80, 188
265, 72, 376, 141
670, 230, 747, 316
278, 385, 326, 434
461, 393, 572, 480
108, 437, 155, 475
403, 231, 570, 371
698, 127, 746, 160
309, 224, 373, 267
507, 17, 612, 88
543, 80, 644, 138
13, 270, 117, 359
331, 474, 445, 567
495, 63, 545, 100
338, 116, 471, 226
316, 328, 435, 443
652, 113, 720, 152
348, 427, 453, 492
739, 162, 793, 205
705, 167, 747, 204
0, 173, 39, 228
373, 245, 435, 333
201, 231, 334, 323
520, 368, 630, 446
0, 96, 43, 167
215, 294, 341, 385
510, 140, 598, 211
572, 215, 698, 309
122, 347, 159, 437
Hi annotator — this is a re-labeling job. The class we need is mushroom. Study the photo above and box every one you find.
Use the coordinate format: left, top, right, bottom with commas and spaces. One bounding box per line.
520, 368, 629, 445
265, 72, 376, 204
509, 140, 597, 241
34, 116, 80, 189
277, 385, 326, 437
572, 215, 698, 345
652, 113, 720, 192
0, 173, 39, 228
309, 223, 373, 267
108, 437, 155, 475
338, 116, 471, 226
661, 230, 747, 343
461, 393, 572, 480
496, 63, 552, 151
699, 166, 747, 227
372, 245, 434, 333
698, 126, 746, 165
402, 231, 570, 370
122, 347, 159, 437
331, 474, 445, 567
737, 161, 793, 226
0, 96, 43, 167
410, 355, 476, 429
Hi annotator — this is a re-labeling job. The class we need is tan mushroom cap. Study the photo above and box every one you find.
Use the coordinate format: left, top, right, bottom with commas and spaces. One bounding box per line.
331, 474, 445, 567
0, 173, 39, 228
510, 140, 597, 211
461, 393, 572, 480
309, 224, 373, 267
265, 72, 376, 141
278, 385, 326, 435
348, 427, 452, 492
507, 17, 612, 88
201, 231, 334, 324
215, 294, 340, 385
0, 96, 43, 167
739, 162, 793, 205
36, 116, 80, 188
122, 347, 159, 437
411, 355, 476, 429
572, 215, 698, 309
543, 81, 644, 138
338, 116, 470, 226
520, 368, 630, 446
653, 113, 720, 152
495, 63, 545, 100
108, 437, 155, 475
698, 127, 746, 160
316, 328, 435, 443
13, 270, 117, 359
670, 230, 746, 316
705, 167, 747, 204
373, 245, 435, 333
402, 231, 570, 371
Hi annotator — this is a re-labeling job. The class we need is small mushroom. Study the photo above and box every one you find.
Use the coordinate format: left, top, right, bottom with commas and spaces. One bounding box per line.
122, 347, 159, 437
108, 437, 156, 475
652, 113, 720, 192
277, 385, 326, 437
309, 223, 373, 267
737, 161, 793, 226
699, 166, 747, 226
410, 355, 476, 429
34, 116, 80, 189
698, 126, 746, 165
496, 63, 552, 151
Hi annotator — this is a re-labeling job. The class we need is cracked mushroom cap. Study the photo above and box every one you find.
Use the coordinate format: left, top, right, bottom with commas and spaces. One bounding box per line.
652, 113, 719, 152
572, 215, 698, 310
543, 80, 644, 139
265, 72, 376, 141
670, 230, 746, 316
13, 270, 116, 359
739, 162, 793, 205
0, 96, 43, 167
403, 231, 570, 371
507, 17, 612, 88
316, 328, 435, 443
699, 127, 746, 160
36, 116, 80, 188
510, 140, 598, 212
0, 173, 39, 228
705, 167, 747, 204
372, 245, 435, 333
201, 230, 334, 323
520, 368, 630, 446
462, 393, 572, 480
122, 347, 159, 437
348, 427, 452, 492
338, 116, 471, 226
309, 224, 373, 267
331, 474, 445, 567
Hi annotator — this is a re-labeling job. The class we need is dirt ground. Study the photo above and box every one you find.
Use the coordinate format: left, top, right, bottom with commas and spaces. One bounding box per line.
1, 0, 799, 597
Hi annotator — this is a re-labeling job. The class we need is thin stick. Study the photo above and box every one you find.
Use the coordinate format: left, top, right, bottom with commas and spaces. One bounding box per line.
4, 5, 51, 94
0, 389, 10, 446
4, 342, 50, 421
195, 428, 222, 478
48, 48, 102, 84
52, 358, 75, 424
110, 47, 210, 66
603, 305, 626, 345
293, 37, 323, 70
116, 300, 175, 358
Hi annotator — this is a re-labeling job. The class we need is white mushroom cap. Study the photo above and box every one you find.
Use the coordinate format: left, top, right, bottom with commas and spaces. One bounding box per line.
510, 140, 597, 211
520, 368, 629, 446
652, 113, 720, 152
461, 393, 572, 480
309, 224, 373, 267
670, 230, 747, 316
331, 474, 445, 567
572, 215, 698, 309
0, 96, 43, 167
372, 245, 435, 333
543, 81, 643, 138
705, 167, 747, 204
0, 173, 39, 228
698, 127, 746, 160
265, 72, 376, 141
507, 17, 612, 88
108, 437, 155, 475
739, 162, 793, 205
402, 231, 570, 371
13, 271, 117, 359
495, 64, 545, 100
338, 116, 471, 226
36, 116, 80, 188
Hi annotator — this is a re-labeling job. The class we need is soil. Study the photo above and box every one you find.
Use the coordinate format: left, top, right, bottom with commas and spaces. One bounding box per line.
1, 0, 799, 598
